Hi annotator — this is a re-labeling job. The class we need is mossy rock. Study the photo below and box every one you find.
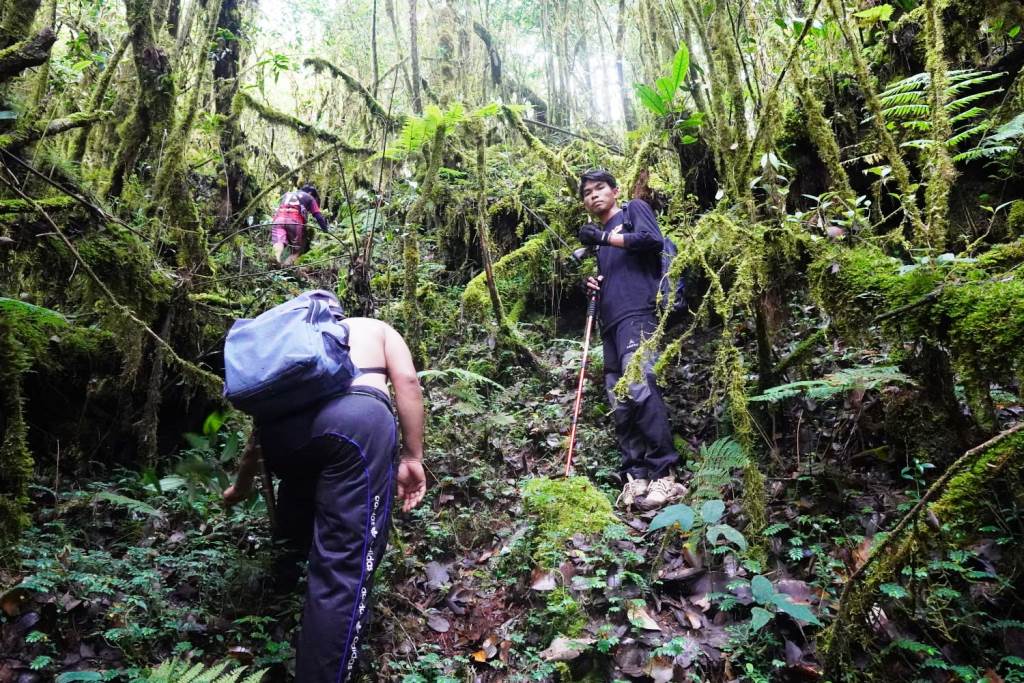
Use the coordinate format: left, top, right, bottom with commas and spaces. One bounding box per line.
521, 476, 618, 568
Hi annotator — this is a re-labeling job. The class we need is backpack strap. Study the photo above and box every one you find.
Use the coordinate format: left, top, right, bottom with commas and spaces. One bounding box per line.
360, 366, 387, 374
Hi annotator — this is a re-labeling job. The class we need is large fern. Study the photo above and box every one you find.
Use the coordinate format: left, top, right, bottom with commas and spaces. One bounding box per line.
131, 659, 266, 683
874, 69, 1005, 160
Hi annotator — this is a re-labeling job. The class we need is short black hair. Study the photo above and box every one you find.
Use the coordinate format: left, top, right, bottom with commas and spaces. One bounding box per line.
578, 169, 618, 198
300, 184, 320, 203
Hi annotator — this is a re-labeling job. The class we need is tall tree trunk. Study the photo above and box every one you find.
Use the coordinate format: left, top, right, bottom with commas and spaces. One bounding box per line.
370, 0, 379, 96
384, 0, 415, 95
403, 125, 445, 365
615, 0, 637, 130
214, 0, 253, 227
71, 33, 130, 164
408, 0, 423, 114
28, 0, 55, 112
107, 0, 176, 198
474, 126, 504, 328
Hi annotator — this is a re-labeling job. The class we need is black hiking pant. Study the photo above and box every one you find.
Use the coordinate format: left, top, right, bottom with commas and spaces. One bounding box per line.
601, 314, 679, 481
262, 387, 398, 683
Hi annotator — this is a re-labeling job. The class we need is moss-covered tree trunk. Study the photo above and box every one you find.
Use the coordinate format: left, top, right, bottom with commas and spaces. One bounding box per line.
408, 0, 422, 114
70, 34, 130, 165
0, 0, 41, 48
0, 314, 32, 549
214, 0, 253, 227
107, 0, 176, 198
403, 124, 445, 365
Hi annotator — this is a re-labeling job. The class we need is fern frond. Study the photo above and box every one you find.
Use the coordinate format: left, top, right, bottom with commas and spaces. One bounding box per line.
945, 88, 1004, 113
881, 103, 930, 119
93, 492, 162, 517
952, 144, 1017, 163
193, 662, 230, 683
691, 437, 748, 502
417, 368, 505, 390
878, 91, 925, 107
946, 122, 990, 147
949, 107, 988, 124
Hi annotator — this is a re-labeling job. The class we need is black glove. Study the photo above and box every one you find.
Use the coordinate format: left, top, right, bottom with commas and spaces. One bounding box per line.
578, 223, 608, 246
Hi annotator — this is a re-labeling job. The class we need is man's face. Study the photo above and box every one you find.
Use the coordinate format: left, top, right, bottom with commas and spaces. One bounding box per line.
581, 180, 620, 217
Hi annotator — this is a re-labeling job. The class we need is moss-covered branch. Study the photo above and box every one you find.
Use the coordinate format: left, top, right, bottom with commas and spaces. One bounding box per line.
826, 0, 925, 244
921, 0, 955, 250
304, 57, 401, 128
501, 105, 578, 197
0, 27, 55, 83
791, 59, 855, 204
0, 110, 114, 149
233, 91, 372, 154
823, 425, 1024, 675
0, 195, 76, 214
71, 33, 130, 163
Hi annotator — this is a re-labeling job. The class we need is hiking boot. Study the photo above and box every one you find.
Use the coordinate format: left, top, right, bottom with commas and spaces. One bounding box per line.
639, 475, 686, 510
616, 475, 649, 509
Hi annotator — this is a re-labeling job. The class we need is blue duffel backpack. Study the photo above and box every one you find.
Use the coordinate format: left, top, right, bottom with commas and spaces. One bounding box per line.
223, 290, 358, 420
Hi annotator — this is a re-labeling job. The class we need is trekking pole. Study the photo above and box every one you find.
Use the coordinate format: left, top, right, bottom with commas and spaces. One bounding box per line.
564, 289, 599, 477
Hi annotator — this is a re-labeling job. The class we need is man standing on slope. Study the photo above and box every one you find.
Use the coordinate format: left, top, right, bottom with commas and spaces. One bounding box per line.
223, 309, 426, 682
271, 183, 331, 266
576, 168, 684, 510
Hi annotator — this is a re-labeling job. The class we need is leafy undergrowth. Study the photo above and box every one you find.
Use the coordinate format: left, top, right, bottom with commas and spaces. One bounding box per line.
3, 303, 1024, 682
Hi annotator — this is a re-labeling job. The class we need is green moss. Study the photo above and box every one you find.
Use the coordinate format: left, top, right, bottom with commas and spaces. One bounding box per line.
461, 234, 550, 322
0, 312, 32, 549
824, 431, 1024, 676
0, 196, 76, 214
544, 587, 587, 637
1007, 201, 1024, 237
522, 476, 617, 568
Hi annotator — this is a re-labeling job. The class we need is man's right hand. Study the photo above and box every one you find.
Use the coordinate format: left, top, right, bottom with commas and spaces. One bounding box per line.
585, 275, 603, 296
397, 458, 426, 512
578, 224, 608, 246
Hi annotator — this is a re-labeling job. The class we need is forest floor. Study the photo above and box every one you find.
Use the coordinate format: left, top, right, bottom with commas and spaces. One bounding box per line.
2, 268, 1023, 683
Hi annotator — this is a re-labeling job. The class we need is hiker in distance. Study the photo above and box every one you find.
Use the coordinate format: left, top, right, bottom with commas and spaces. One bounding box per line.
576, 168, 685, 511
223, 295, 426, 682
270, 183, 331, 266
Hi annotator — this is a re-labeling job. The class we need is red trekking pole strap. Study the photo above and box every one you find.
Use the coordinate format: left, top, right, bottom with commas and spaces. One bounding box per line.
564, 292, 599, 477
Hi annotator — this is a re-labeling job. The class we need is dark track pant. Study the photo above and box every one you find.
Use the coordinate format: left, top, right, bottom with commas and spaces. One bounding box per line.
265, 388, 397, 683
601, 315, 679, 480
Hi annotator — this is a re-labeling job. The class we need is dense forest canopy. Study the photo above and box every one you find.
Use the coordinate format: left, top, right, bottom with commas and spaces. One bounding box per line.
2, 0, 1024, 679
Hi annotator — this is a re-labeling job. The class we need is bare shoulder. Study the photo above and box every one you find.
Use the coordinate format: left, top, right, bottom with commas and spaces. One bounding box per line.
344, 317, 398, 338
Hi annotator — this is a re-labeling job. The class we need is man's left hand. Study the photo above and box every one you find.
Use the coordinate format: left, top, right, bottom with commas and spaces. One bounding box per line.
578, 224, 608, 246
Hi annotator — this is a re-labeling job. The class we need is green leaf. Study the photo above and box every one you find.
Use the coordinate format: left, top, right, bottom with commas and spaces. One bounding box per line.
670, 43, 690, 95
770, 593, 821, 625
750, 606, 774, 631
706, 523, 748, 551
880, 582, 910, 599
853, 4, 894, 25
648, 503, 695, 532
56, 673, 103, 683
1008, 25, 1020, 38
751, 575, 775, 605
655, 76, 675, 102
634, 83, 668, 116
203, 411, 225, 437
701, 499, 725, 524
